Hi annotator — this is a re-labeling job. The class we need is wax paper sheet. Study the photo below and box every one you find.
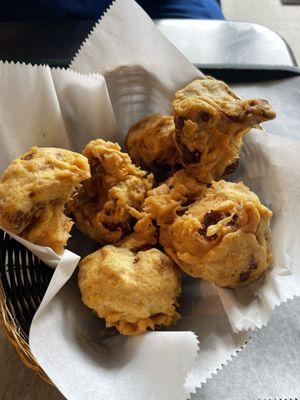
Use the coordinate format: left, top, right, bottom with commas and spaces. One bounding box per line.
217, 129, 300, 331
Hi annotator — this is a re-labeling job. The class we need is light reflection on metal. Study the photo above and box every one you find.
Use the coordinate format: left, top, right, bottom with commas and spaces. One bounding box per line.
155, 20, 295, 66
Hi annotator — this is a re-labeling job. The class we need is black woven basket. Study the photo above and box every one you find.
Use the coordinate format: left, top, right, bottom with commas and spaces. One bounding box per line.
0, 229, 53, 382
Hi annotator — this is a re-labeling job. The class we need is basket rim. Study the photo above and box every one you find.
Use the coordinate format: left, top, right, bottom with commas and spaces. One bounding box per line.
0, 280, 53, 385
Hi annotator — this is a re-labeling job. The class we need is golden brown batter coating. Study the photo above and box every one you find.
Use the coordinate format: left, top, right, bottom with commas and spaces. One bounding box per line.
117, 214, 159, 251
22, 203, 73, 254
69, 139, 153, 244
78, 244, 181, 335
173, 77, 276, 182
0, 147, 90, 254
143, 169, 208, 225
160, 180, 272, 288
125, 114, 179, 179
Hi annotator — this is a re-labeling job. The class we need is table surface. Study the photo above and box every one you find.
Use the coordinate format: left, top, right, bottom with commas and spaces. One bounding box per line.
0, 19, 299, 400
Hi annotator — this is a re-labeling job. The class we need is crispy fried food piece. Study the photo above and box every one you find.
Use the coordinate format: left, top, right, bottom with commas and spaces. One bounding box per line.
173, 77, 276, 182
78, 244, 181, 335
125, 114, 179, 179
117, 214, 159, 250
143, 169, 208, 225
0, 147, 90, 253
160, 180, 272, 288
22, 203, 73, 254
69, 139, 153, 244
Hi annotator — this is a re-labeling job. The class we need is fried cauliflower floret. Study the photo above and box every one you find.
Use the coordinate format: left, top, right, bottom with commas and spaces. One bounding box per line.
0, 146, 90, 253
160, 180, 272, 288
173, 77, 276, 182
69, 139, 153, 244
78, 245, 181, 335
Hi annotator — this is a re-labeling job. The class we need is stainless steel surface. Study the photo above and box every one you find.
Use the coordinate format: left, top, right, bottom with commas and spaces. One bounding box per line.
156, 20, 295, 66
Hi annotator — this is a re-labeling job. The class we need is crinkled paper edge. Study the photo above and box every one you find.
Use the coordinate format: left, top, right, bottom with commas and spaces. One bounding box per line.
70, 1, 119, 67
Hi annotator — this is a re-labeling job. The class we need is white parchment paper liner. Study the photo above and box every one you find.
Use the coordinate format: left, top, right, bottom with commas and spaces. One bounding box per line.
0, 0, 299, 398
70, 0, 203, 134
217, 129, 300, 331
